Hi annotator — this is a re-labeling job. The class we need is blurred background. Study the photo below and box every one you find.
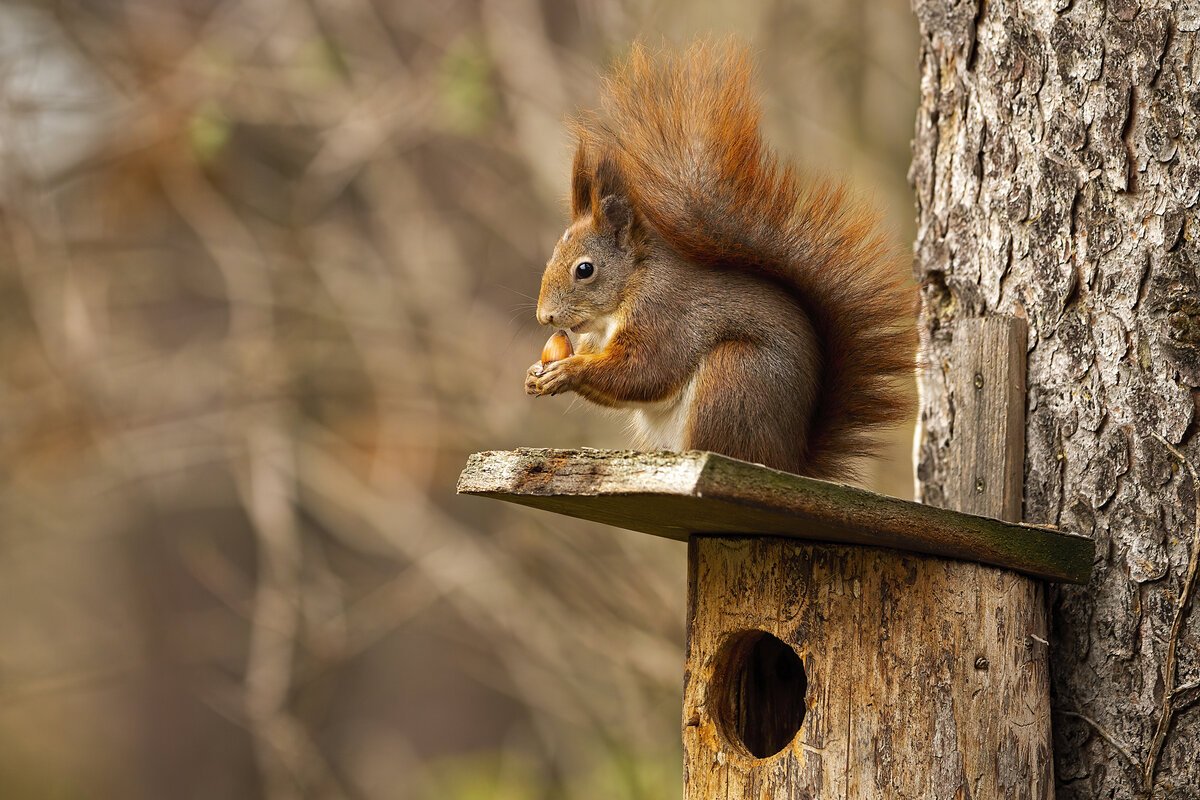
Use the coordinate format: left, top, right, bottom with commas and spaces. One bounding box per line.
0, 1, 918, 797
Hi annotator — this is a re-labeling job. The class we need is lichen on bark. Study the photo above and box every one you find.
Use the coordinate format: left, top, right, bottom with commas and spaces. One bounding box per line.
911, 0, 1200, 797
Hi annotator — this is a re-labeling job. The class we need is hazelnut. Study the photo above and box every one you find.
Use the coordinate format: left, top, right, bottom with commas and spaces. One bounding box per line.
540, 330, 574, 365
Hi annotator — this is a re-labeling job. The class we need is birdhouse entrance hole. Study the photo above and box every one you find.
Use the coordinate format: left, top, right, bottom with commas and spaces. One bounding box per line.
715, 630, 807, 759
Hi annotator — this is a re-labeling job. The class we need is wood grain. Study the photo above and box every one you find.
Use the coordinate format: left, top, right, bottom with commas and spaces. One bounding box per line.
680, 317, 1053, 798
949, 317, 1028, 520
457, 447, 1092, 583
683, 538, 1053, 799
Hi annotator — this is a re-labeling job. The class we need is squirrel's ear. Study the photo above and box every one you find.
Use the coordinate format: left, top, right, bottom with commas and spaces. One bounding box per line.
592, 154, 626, 205
570, 144, 592, 219
598, 194, 637, 248
593, 156, 639, 248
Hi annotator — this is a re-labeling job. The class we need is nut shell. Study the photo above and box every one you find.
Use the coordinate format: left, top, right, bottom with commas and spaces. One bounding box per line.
540, 330, 574, 365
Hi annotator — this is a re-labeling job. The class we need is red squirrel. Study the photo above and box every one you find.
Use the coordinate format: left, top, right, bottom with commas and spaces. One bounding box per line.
525, 40, 916, 481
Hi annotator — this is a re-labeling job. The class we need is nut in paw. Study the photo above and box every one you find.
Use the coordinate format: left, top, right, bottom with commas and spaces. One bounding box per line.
525, 357, 579, 396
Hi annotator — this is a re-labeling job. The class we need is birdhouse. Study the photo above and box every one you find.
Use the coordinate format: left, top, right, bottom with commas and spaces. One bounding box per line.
457, 318, 1093, 798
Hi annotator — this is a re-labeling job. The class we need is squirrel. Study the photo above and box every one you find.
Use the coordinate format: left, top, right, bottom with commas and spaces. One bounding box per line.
524, 40, 916, 481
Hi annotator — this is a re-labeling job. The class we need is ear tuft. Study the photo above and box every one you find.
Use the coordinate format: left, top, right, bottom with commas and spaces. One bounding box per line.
570, 143, 593, 219
592, 154, 626, 205
592, 155, 639, 247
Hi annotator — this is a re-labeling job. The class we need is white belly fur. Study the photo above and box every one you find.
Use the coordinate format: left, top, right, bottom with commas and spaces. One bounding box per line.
629, 374, 697, 450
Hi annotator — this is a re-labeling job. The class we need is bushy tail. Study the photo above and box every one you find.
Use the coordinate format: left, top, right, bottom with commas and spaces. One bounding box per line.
576, 39, 916, 480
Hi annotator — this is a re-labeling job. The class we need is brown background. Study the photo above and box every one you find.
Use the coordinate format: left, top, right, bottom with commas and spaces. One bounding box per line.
0, 1, 918, 797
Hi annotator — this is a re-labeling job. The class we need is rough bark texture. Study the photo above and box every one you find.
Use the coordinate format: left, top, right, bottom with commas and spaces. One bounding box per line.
911, 1, 1200, 797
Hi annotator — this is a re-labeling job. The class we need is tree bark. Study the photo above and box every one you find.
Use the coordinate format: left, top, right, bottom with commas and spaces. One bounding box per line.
911, 2, 1200, 798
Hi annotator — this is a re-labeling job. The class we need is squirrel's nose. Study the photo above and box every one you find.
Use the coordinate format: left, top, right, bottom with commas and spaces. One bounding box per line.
536, 307, 554, 326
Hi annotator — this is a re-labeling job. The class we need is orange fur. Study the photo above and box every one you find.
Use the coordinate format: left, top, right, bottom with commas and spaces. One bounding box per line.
571, 40, 916, 479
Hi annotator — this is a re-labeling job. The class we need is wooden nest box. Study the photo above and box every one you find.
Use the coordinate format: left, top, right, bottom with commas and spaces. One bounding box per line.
457, 318, 1093, 798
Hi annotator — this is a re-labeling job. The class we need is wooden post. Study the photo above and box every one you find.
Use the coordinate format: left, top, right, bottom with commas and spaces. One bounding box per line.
948, 318, 1028, 521
459, 320, 1084, 798
682, 316, 1054, 798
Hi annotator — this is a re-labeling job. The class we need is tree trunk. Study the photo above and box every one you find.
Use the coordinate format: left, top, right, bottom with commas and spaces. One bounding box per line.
911, 2, 1200, 798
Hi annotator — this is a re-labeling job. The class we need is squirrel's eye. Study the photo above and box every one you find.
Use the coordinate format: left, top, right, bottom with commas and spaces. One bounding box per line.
574, 261, 595, 281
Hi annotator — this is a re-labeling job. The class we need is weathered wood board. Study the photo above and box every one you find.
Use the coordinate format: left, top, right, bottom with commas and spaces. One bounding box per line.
457, 447, 1092, 583
683, 537, 1054, 800
949, 318, 1028, 520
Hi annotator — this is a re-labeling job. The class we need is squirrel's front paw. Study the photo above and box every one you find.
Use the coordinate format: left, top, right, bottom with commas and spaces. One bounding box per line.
525, 358, 579, 397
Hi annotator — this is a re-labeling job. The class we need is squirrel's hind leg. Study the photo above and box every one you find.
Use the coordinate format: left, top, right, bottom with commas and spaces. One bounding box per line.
683, 341, 814, 475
